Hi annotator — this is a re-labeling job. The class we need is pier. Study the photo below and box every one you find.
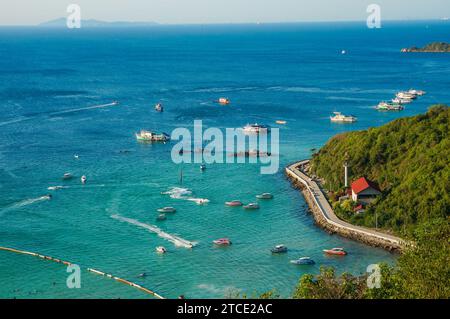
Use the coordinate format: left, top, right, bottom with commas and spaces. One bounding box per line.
285, 160, 405, 252
0, 246, 165, 299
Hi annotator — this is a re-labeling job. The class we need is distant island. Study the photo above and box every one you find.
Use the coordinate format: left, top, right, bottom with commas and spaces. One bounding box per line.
401, 42, 450, 52
39, 18, 159, 28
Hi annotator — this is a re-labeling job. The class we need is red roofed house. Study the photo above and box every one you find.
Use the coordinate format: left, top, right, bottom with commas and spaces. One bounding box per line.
351, 177, 381, 204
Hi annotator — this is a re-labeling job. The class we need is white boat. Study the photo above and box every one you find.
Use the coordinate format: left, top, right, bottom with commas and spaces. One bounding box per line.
136, 130, 170, 142
256, 193, 273, 199
218, 98, 230, 105
157, 207, 176, 213
376, 102, 403, 111
271, 245, 288, 254
155, 103, 163, 112
330, 112, 357, 123
81, 175, 87, 184
396, 91, 416, 100
242, 123, 270, 134
62, 173, 73, 180
408, 89, 425, 96
156, 246, 167, 254
392, 97, 412, 104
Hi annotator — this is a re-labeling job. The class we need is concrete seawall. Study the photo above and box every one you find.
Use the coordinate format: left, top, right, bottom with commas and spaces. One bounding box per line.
286, 160, 405, 253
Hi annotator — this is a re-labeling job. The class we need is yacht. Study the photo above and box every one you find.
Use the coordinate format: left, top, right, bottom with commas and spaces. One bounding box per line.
408, 89, 425, 96
396, 91, 416, 100
376, 102, 403, 111
330, 112, 357, 123
136, 130, 170, 142
392, 97, 412, 104
242, 123, 271, 134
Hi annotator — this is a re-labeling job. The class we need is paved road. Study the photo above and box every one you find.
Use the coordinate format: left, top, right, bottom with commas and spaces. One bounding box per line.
286, 160, 404, 246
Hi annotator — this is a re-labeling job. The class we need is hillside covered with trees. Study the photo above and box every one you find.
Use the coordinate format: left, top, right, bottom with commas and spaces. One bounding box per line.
309, 105, 449, 237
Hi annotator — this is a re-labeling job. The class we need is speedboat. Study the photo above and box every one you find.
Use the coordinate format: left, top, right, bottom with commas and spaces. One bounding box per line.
256, 193, 273, 199
213, 238, 232, 246
157, 207, 176, 213
218, 98, 230, 105
156, 246, 167, 254
290, 257, 315, 265
271, 245, 288, 254
323, 247, 347, 256
243, 203, 260, 210
137, 272, 147, 278
136, 130, 170, 142
155, 103, 163, 112
112, 100, 119, 105
242, 123, 270, 134
156, 214, 167, 221
62, 173, 73, 180
330, 112, 357, 123
225, 200, 243, 207
80, 175, 87, 184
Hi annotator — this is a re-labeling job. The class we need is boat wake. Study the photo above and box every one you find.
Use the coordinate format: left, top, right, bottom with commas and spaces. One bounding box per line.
0, 195, 51, 216
161, 187, 210, 205
50, 102, 119, 116
111, 214, 196, 249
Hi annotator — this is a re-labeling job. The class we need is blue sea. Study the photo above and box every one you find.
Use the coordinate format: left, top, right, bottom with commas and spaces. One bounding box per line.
0, 21, 449, 299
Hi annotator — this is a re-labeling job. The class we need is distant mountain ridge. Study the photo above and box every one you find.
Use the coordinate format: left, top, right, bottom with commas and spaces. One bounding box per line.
39, 18, 159, 28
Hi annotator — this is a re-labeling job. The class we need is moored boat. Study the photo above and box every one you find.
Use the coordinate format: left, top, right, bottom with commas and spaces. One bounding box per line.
225, 200, 243, 207
156, 214, 167, 221
157, 207, 176, 213
62, 173, 73, 180
290, 257, 315, 265
218, 98, 230, 105
256, 193, 273, 199
243, 203, 260, 210
271, 245, 288, 254
213, 238, 232, 246
323, 247, 347, 256
156, 246, 167, 254
242, 123, 270, 134
329, 112, 357, 123
136, 130, 170, 142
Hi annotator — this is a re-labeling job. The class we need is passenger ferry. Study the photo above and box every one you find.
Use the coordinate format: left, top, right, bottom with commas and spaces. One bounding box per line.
242, 123, 271, 134
136, 130, 170, 142
329, 112, 357, 123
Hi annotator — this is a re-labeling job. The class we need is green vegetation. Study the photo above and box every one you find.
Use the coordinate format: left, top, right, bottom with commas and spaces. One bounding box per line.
310, 105, 449, 237
403, 42, 450, 52
293, 219, 450, 299
291, 106, 450, 299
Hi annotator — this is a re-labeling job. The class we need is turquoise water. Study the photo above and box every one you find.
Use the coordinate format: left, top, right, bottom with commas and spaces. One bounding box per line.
0, 21, 449, 299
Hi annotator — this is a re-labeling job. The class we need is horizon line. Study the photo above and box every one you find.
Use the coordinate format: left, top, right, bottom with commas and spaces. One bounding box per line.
0, 17, 448, 27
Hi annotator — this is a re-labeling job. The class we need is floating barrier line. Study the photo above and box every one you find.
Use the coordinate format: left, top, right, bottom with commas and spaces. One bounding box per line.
0, 246, 165, 299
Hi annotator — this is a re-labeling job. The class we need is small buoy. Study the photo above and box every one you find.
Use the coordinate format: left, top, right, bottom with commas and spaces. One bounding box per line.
341, 50, 346, 55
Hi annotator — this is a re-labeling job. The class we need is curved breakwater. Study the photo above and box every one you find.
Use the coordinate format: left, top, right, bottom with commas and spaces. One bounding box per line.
0, 246, 165, 299
111, 214, 196, 249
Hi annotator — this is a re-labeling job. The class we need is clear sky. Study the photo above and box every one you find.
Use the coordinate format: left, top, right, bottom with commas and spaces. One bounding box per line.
1, 0, 449, 25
